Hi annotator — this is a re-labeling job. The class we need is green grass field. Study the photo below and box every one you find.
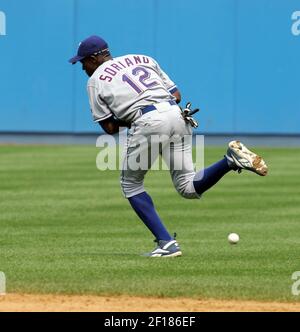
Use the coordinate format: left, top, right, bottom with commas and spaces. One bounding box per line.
0, 144, 300, 302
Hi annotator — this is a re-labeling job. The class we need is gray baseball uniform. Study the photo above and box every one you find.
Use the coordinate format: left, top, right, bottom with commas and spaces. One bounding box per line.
70, 36, 267, 256
87, 54, 199, 199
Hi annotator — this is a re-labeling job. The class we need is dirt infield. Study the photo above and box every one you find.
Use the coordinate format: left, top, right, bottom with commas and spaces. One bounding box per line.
0, 294, 299, 312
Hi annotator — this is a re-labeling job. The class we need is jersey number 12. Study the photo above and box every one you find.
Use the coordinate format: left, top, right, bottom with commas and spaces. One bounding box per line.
122, 66, 158, 94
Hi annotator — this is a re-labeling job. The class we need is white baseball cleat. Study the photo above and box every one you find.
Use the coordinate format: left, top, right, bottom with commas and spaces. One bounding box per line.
226, 140, 268, 176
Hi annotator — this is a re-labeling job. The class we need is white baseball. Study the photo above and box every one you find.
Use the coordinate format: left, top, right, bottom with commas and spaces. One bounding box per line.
228, 233, 239, 244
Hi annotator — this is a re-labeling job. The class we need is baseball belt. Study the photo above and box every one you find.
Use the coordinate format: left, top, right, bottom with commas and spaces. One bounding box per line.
140, 100, 177, 116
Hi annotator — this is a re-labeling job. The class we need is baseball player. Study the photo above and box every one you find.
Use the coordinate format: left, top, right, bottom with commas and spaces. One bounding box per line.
69, 35, 268, 257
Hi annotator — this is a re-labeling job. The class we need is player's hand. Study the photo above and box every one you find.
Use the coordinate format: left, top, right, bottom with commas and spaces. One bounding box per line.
181, 102, 200, 128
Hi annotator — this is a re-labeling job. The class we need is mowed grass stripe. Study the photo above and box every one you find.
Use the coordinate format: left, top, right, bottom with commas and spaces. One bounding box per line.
0, 145, 300, 301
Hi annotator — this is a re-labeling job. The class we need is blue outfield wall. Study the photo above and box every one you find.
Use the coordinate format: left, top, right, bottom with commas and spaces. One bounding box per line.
0, 0, 299, 134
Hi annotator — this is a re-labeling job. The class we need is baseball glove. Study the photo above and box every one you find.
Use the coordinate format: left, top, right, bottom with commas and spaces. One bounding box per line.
181, 102, 200, 128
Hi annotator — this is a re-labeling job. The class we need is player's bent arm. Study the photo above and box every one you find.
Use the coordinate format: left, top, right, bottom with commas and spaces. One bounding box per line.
98, 116, 129, 135
172, 90, 181, 104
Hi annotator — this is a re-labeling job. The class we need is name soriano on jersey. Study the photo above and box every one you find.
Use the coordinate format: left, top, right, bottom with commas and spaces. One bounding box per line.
87, 54, 178, 123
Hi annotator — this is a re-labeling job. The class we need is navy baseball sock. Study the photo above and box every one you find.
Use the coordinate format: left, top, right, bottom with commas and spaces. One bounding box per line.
128, 192, 172, 241
193, 158, 231, 195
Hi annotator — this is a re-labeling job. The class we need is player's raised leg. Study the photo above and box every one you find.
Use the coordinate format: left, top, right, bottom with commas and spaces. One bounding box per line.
192, 141, 268, 196
167, 136, 268, 198
165, 137, 232, 198
192, 158, 232, 195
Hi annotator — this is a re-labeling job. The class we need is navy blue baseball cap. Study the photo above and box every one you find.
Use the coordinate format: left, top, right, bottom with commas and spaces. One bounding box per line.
69, 35, 109, 64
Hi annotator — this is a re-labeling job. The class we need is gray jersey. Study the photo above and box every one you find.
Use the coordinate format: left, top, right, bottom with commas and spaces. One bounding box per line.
87, 54, 178, 123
